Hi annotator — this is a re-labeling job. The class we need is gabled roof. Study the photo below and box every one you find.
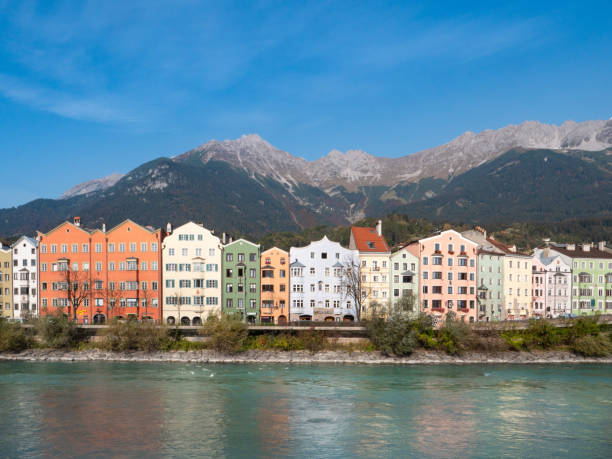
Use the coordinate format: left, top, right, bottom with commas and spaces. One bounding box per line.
333, 261, 344, 268
550, 246, 612, 260
350, 226, 390, 253
486, 238, 531, 257
11, 235, 38, 248
224, 238, 260, 248
106, 219, 161, 235
290, 260, 305, 268
261, 246, 288, 255
38, 220, 91, 238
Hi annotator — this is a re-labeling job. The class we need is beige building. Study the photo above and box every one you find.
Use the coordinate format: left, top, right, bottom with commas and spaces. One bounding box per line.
0, 244, 13, 319
488, 238, 532, 319
349, 221, 391, 317
162, 222, 222, 325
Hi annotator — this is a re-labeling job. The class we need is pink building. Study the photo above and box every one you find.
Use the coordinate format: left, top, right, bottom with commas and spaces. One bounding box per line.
408, 230, 478, 325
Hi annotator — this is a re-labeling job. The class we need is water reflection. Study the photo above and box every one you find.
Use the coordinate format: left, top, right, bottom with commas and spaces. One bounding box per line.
37, 365, 164, 458
0, 363, 610, 459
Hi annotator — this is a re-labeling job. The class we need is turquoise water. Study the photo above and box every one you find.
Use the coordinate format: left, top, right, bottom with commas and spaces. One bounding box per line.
0, 362, 610, 458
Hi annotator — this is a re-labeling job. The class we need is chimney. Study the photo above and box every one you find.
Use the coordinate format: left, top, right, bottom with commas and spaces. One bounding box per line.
73, 216, 81, 227
222, 232, 226, 244
166, 222, 172, 234
543, 246, 551, 258
598, 241, 606, 251
566, 244, 575, 251
102, 223, 106, 233
475, 226, 487, 238
229, 236, 233, 244
508, 245, 517, 253
376, 220, 382, 237
582, 243, 590, 252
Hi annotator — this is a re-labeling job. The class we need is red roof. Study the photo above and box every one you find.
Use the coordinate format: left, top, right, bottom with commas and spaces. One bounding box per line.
351, 226, 390, 253
486, 238, 530, 256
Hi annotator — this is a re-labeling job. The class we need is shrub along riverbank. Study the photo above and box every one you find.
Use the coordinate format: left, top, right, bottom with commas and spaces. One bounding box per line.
1, 313, 611, 358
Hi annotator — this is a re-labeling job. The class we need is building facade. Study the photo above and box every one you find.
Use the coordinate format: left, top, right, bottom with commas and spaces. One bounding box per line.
289, 236, 359, 322
349, 221, 391, 317
11, 236, 39, 321
222, 239, 260, 323
162, 222, 222, 325
389, 246, 419, 317
39, 218, 164, 324
501, 251, 533, 320
476, 250, 505, 322
0, 245, 13, 319
531, 248, 572, 318
260, 247, 290, 324
548, 243, 612, 315
411, 230, 479, 325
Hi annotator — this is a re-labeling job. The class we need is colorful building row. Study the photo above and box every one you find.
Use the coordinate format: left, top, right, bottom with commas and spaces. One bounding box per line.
1, 216, 611, 324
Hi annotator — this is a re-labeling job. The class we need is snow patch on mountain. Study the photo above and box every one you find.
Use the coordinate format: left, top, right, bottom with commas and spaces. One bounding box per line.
60, 173, 124, 199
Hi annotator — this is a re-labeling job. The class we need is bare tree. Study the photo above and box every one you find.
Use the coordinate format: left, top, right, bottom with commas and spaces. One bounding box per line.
139, 285, 157, 322
104, 283, 124, 321
340, 259, 371, 322
60, 267, 91, 322
392, 291, 416, 317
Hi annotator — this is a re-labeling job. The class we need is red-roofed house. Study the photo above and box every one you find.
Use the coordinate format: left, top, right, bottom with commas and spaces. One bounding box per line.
349, 220, 391, 317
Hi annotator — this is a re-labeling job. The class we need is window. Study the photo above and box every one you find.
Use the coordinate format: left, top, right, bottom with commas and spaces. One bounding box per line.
119, 243, 125, 253
434, 243, 440, 252
151, 243, 158, 252
226, 253, 233, 262
182, 248, 188, 257
140, 242, 147, 252
226, 283, 233, 293
108, 243, 115, 253
432, 257, 442, 265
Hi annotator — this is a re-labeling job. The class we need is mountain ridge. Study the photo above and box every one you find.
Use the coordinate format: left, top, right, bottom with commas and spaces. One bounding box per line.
57, 118, 612, 199
1, 119, 611, 238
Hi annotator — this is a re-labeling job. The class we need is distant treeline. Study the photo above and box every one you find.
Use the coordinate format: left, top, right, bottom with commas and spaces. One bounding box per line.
256, 214, 612, 252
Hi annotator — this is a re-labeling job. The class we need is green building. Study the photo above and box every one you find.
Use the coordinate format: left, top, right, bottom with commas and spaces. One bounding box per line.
389, 247, 419, 317
549, 243, 612, 315
222, 239, 261, 324
476, 250, 505, 322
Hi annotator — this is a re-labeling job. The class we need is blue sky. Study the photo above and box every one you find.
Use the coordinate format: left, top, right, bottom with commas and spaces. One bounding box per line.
0, 0, 611, 208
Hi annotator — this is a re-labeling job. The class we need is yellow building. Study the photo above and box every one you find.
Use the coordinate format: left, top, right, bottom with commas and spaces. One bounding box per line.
489, 239, 532, 319
349, 220, 391, 317
0, 244, 13, 319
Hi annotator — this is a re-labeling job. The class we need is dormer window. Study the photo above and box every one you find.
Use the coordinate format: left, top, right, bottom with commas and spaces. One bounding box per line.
367, 242, 375, 249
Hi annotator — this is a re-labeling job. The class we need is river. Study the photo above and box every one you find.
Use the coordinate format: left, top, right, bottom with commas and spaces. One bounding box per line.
0, 362, 610, 458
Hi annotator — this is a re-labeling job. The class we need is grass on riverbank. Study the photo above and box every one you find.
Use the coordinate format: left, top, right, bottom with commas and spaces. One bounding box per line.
1, 314, 611, 357
366, 312, 612, 357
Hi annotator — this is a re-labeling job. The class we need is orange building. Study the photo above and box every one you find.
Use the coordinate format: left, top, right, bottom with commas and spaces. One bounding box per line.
38, 217, 164, 324
260, 247, 289, 324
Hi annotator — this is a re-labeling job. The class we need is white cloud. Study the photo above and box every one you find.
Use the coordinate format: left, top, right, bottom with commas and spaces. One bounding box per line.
0, 73, 139, 123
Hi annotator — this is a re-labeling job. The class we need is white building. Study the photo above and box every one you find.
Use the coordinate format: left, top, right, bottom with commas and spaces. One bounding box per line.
532, 248, 572, 318
289, 236, 359, 322
162, 222, 222, 325
11, 236, 39, 321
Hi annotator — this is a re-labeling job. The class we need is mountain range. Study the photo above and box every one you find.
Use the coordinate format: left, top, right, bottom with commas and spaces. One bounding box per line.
2, 119, 611, 238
